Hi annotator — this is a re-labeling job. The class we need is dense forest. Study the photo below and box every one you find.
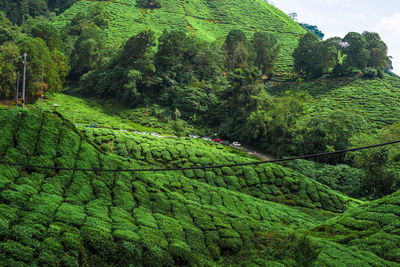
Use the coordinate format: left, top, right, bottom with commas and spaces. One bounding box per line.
1, 0, 400, 266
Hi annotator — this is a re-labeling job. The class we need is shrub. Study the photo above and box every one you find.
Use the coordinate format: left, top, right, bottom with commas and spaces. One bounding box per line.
81, 226, 116, 260
55, 203, 86, 226
37, 237, 64, 266
363, 67, 378, 78
0, 240, 34, 263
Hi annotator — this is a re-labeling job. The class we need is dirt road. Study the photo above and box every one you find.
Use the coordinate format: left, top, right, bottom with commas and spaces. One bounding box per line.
232, 145, 274, 160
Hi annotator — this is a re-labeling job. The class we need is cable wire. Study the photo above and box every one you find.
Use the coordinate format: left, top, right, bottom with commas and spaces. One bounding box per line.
0, 140, 399, 172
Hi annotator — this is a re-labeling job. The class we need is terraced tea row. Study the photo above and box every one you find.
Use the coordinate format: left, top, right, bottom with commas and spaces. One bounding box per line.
272, 76, 400, 130
0, 109, 397, 266
313, 190, 400, 263
85, 127, 360, 213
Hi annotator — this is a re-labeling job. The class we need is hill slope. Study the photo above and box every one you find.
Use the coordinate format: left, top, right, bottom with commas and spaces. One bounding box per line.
313, 190, 400, 263
0, 108, 398, 266
271, 75, 400, 130
53, 0, 306, 75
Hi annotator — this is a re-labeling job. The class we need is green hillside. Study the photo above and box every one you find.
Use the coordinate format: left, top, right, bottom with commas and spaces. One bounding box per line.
53, 0, 305, 75
272, 75, 400, 130
313, 190, 400, 263
1, 0, 400, 264
0, 108, 399, 266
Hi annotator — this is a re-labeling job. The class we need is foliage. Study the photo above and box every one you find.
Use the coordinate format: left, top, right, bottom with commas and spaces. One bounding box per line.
0, 0, 78, 25
51, 0, 306, 75
0, 13, 68, 102
30, 22, 61, 50
363, 31, 390, 73
313, 190, 400, 264
293, 30, 390, 77
0, 42, 20, 99
69, 26, 105, 79
0, 108, 397, 266
224, 29, 249, 70
253, 31, 280, 77
16, 35, 67, 98
342, 32, 369, 71
293, 32, 338, 77
284, 159, 366, 198
298, 23, 324, 39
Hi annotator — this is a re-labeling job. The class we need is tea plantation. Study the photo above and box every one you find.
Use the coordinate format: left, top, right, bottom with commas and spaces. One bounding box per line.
272, 75, 400, 131
35, 93, 181, 134
53, 0, 305, 75
0, 109, 399, 266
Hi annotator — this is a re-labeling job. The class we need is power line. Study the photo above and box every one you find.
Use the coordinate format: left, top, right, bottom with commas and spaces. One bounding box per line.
0, 140, 399, 172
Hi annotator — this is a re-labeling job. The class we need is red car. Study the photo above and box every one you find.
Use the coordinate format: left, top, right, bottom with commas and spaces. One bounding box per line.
214, 138, 222, 143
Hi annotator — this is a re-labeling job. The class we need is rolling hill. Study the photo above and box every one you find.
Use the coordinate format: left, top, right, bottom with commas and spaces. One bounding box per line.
0, 108, 399, 266
53, 0, 306, 76
1, 0, 400, 265
271, 75, 400, 131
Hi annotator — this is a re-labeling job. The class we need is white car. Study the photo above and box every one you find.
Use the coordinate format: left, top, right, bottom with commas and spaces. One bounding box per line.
189, 134, 199, 138
232, 141, 241, 147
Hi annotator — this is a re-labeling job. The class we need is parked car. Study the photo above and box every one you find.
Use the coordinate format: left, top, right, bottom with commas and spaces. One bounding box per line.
232, 141, 241, 147
214, 138, 222, 143
189, 133, 199, 138
221, 140, 230, 146
202, 137, 212, 141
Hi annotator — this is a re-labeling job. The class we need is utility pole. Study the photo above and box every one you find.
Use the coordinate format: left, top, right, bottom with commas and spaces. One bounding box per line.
41, 64, 44, 111
22, 52, 27, 109
15, 70, 20, 109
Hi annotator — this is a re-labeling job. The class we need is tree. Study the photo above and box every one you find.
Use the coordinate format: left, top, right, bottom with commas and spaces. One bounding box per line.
308, 39, 338, 77
293, 32, 319, 74
69, 27, 105, 78
342, 32, 369, 71
155, 30, 217, 86
119, 30, 155, 72
246, 92, 308, 157
16, 36, 65, 99
219, 67, 264, 139
0, 12, 21, 44
31, 22, 61, 50
0, 42, 20, 99
224, 29, 249, 70
325, 37, 344, 66
298, 23, 324, 39
252, 31, 280, 77
155, 30, 193, 85
362, 31, 390, 73
300, 110, 366, 161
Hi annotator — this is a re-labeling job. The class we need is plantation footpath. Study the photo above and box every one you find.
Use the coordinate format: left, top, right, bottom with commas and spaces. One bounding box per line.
0, 109, 399, 266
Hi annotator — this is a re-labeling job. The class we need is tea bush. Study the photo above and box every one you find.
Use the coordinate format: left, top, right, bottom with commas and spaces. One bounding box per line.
0, 109, 397, 266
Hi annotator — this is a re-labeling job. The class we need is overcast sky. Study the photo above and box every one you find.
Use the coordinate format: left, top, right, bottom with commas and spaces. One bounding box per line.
272, 0, 400, 73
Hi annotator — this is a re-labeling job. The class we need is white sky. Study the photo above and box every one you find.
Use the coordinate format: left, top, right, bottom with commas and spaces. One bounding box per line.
272, 0, 400, 73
